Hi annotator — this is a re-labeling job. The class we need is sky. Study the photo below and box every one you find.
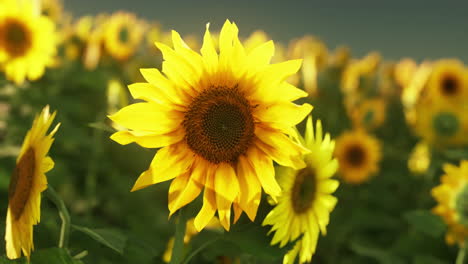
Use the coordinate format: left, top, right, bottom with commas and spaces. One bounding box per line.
65, 0, 468, 62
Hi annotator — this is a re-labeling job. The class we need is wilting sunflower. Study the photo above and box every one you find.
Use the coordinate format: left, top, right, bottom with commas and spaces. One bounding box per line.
5, 106, 60, 260
0, 0, 56, 84
263, 116, 339, 264
102, 12, 144, 61
334, 129, 381, 184
432, 161, 468, 245
109, 20, 312, 231
426, 59, 468, 104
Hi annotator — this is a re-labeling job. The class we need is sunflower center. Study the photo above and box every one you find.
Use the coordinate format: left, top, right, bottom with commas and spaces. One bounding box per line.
2, 19, 32, 57
455, 184, 468, 226
291, 167, 317, 214
345, 144, 366, 167
119, 27, 130, 43
183, 86, 255, 164
363, 110, 375, 125
432, 112, 459, 137
441, 75, 459, 96
8, 148, 35, 220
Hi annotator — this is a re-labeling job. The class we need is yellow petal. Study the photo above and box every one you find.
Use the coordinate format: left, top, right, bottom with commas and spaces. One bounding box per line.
168, 160, 206, 215
236, 156, 262, 221
247, 147, 281, 199
109, 102, 182, 134
194, 169, 217, 231
200, 23, 219, 75
215, 163, 239, 231
131, 144, 194, 191
156, 42, 201, 89
110, 129, 184, 148
253, 59, 303, 101
255, 127, 306, 169
140, 68, 188, 105
254, 102, 312, 128
245, 40, 274, 72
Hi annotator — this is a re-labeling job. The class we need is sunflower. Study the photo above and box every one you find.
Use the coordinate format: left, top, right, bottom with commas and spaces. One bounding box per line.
432, 161, 468, 245
109, 20, 312, 231
262, 116, 339, 264
0, 0, 56, 84
5, 106, 60, 260
287, 36, 328, 97
102, 12, 144, 61
341, 52, 381, 111
350, 98, 386, 130
334, 129, 381, 184
412, 100, 468, 146
426, 59, 468, 104
40, 0, 63, 23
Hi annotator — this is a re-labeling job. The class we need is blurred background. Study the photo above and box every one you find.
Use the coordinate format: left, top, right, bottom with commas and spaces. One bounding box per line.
67, 0, 468, 62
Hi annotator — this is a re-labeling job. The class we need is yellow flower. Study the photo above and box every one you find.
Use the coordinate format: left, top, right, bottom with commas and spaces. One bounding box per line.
287, 36, 328, 97
341, 52, 381, 111
102, 12, 144, 61
413, 100, 468, 146
40, 0, 63, 23
341, 52, 381, 95
244, 30, 285, 64
109, 20, 312, 231
350, 98, 386, 130
407, 141, 431, 175
263, 116, 339, 264
432, 161, 468, 245
0, 0, 56, 84
426, 59, 468, 104
243, 30, 269, 52
394, 58, 417, 90
334, 129, 381, 184
5, 106, 60, 260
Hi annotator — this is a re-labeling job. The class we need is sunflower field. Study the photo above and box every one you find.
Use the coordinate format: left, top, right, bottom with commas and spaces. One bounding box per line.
0, 0, 467, 263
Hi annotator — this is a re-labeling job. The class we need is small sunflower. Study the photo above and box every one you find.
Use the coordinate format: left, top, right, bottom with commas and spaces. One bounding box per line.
109, 20, 312, 231
341, 52, 381, 111
40, 0, 63, 23
102, 12, 144, 61
263, 116, 339, 264
426, 59, 468, 104
5, 106, 60, 260
432, 161, 468, 245
334, 129, 381, 184
350, 98, 386, 130
412, 101, 468, 146
0, 1, 56, 84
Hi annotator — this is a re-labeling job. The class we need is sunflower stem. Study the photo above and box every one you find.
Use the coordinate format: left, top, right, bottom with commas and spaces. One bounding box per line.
170, 210, 187, 264
457, 241, 467, 264
45, 186, 71, 249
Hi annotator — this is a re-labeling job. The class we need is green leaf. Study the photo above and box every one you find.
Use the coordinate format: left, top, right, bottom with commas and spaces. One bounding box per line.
350, 240, 404, 264
403, 210, 447, 238
0, 248, 83, 264
72, 225, 127, 254
412, 255, 448, 264
224, 222, 294, 261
